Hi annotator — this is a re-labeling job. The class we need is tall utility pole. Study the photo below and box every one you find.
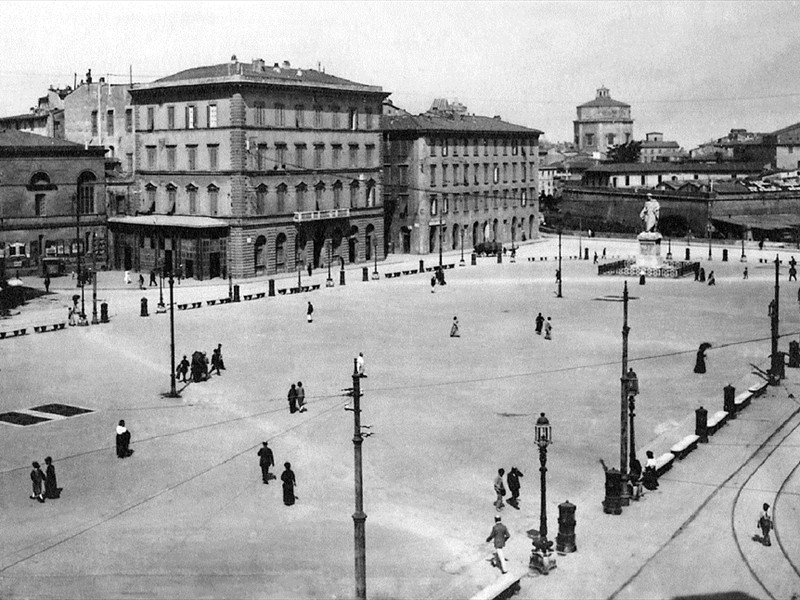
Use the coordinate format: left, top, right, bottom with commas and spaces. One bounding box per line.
166, 266, 180, 398
619, 280, 630, 506
438, 208, 443, 269
771, 254, 780, 384
349, 358, 367, 600
557, 229, 563, 298
75, 194, 86, 322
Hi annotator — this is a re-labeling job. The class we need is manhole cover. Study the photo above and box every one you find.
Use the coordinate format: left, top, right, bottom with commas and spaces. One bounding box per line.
0, 412, 51, 426
30, 404, 93, 417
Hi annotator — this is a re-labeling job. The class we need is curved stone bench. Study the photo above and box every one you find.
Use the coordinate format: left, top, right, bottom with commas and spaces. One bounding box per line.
707, 410, 729, 435
748, 381, 769, 398
655, 452, 675, 477
670, 434, 700, 460
735, 391, 754, 412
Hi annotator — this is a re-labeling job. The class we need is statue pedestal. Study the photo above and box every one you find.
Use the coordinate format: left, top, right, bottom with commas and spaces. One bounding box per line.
637, 232, 663, 269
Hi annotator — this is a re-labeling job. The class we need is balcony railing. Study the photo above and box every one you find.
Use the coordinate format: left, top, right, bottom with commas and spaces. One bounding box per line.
293, 208, 350, 222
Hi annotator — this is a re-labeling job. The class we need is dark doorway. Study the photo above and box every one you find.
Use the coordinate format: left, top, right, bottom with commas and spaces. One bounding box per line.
401, 228, 411, 253
313, 228, 326, 268
348, 237, 357, 263
124, 246, 133, 271
163, 249, 173, 274
185, 259, 194, 278
209, 252, 221, 278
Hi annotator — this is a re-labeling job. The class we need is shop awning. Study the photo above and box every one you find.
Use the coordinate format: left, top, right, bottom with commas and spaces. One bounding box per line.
108, 215, 229, 229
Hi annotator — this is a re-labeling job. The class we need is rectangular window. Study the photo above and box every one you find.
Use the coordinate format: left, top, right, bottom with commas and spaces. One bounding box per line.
586, 133, 594, 146
186, 105, 197, 129
474, 165, 479, 185
454, 194, 459, 213
399, 165, 408, 185
607, 134, 615, 146
147, 107, 154, 131
473, 139, 479, 157
349, 108, 357, 130
521, 163, 527, 182
502, 142, 508, 156
35, 194, 45, 216
453, 139, 458, 156
625, 175, 630, 186
349, 144, 358, 167
364, 107, 373, 130
331, 106, 340, 129
332, 144, 341, 168
484, 163, 489, 184
254, 102, 266, 126
365, 144, 375, 167
126, 152, 133, 173
166, 146, 176, 170
430, 164, 437, 186
256, 144, 267, 170
167, 106, 175, 130
443, 194, 449, 213
442, 139, 449, 157
512, 140, 518, 156
209, 189, 219, 215
275, 143, 287, 167
146, 146, 156, 169
463, 165, 469, 186
429, 138, 437, 157
333, 185, 341, 209
442, 164, 449, 187
295, 144, 306, 168
91, 111, 98, 136
512, 163, 517, 182
207, 104, 217, 128
430, 194, 438, 216
208, 144, 219, 171
314, 105, 323, 128
106, 110, 114, 136
256, 188, 266, 214
314, 144, 324, 169
125, 108, 133, 133
463, 139, 468, 156
187, 145, 197, 171
521, 190, 527, 206
493, 164, 500, 184
474, 193, 479, 211
295, 105, 304, 128
453, 164, 460, 186
275, 103, 285, 126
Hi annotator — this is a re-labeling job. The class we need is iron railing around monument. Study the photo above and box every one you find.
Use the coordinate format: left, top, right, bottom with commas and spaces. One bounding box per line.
598, 259, 629, 275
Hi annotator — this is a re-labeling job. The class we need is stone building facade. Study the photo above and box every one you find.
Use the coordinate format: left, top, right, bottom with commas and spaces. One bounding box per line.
113, 57, 388, 279
574, 87, 633, 157
0, 130, 107, 276
382, 101, 542, 255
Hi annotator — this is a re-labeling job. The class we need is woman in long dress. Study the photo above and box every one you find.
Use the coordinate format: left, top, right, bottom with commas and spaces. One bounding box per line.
44, 456, 60, 499
642, 451, 659, 491
281, 462, 296, 506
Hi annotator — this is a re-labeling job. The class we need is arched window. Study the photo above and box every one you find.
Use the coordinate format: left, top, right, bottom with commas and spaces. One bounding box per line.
314, 181, 325, 211
256, 184, 268, 215
349, 180, 359, 208
29, 172, 52, 190
276, 183, 287, 213
333, 180, 343, 209
77, 171, 97, 214
275, 232, 287, 270
296, 182, 307, 211
365, 179, 376, 207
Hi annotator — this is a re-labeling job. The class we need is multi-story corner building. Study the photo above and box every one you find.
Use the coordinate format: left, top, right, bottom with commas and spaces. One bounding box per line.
0, 88, 68, 139
0, 130, 106, 276
639, 132, 685, 163
574, 87, 633, 157
110, 57, 388, 279
381, 100, 542, 255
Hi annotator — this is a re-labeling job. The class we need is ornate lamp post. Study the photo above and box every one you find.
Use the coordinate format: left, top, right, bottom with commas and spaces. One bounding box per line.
164, 259, 180, 399
74, 194, 87, 325
438, 208, 443, 269
371, 238, 379, 280
459, 227, 465, 267
530, 412, 556, 574
326, 243, 334, 287
557, 227, 563, 298
619, 280, 631, 506
157, 258, 166, 314
626, 367, 639, 472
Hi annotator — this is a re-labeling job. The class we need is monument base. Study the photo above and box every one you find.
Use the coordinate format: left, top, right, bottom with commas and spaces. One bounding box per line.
636, 232, 663, 269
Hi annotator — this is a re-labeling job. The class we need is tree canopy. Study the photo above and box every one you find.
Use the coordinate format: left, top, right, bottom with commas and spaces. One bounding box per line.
606, 141, 642, 163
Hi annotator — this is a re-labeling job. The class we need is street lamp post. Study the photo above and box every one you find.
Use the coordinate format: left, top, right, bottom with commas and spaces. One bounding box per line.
707, 223, 713, 261
346, 358, 367, 600
326, 244, 334, 287
511, 224, 516, 263
626, 367, 639, 472
74, 194, 87, 325
165, 266, 180, 398
557, 228, 563, 298
530, 412, 556, 574
459, 227, 465, 267
770, 255, 781, 385
91, 233, 99, 324
741, 235, 747, 262
438, 208, 443, 269
619, 280, 631, 506
371, 238, 379, 280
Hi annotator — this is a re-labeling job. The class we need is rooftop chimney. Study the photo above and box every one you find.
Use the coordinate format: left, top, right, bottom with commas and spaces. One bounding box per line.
86, 69, 92, 84
252, 58, 265, 72
231, 54, 238, 62
282, 60, 291, 69
273, 63, 281, 73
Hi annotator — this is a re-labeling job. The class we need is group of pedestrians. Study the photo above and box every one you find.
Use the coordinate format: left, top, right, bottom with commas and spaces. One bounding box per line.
492, 466, 524, 511
29, 457, 60, 503
176, 343, 225, 383
256, 442, 297, 506
535, 312, 553, 340
287, 381, 308, 414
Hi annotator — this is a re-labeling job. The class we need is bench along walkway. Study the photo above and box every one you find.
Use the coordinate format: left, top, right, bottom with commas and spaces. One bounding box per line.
469, 566, 527, 600
670, 434, 701, 460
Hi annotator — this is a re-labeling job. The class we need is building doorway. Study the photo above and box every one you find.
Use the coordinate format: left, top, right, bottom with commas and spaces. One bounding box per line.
401, 227, 411, 254
123, 246, 133, 271
209, 252, 221, 278
254, 235, 267, 274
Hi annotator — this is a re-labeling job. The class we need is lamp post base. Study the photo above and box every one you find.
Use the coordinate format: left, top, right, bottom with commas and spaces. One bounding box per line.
459, 258, 465, 267
326, 277, 334, 288
161, 391, 181, 399
527, 531, 557, 575
371, 271, 379, 280
156, 303, 167, 314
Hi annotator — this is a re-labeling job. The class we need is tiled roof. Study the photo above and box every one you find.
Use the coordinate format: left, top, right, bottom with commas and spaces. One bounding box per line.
587, 162, 766, 174
640, 140, 680, 149
0, 112, 50, 122
151, 61, 383, 93
380, 112, 542, 135
578, 97, 630, 108
0, 129, 87, 149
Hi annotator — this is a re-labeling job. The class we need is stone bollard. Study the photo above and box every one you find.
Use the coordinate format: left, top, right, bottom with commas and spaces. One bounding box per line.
722, 249, 728, 262
340, 269, 346, 286
639, 272, 646, 285
100, 302, 109, 323
724, 384, 736, 417
140, 297, 149, 317
789, 341, 800, 368
695, 406, 709, 443
233, 284, 240, 302
602, 468, 622, 515
584, 248, 589, 260
685, 248, 691, 260
268, 279, 275, 297
471, 252, 477, 266
774, 351, 786, 381
497, 251, 502, 264
419, 259, 424, 273
362, 266, 369, 282
556, 501, 577, 553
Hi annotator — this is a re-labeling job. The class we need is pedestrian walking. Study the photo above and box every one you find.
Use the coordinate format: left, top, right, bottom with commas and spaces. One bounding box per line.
306, 301, 314, 323
694, 342, 711, 374
149, 270, 157, 286
450, 316, 460, 338
593, 251, 598, 264
210, 348, 222, 376
507, 467, 524, 509
555, 269, 561, 283
116, 420, 132, 458
699, 267, 706, 283
758, 503, 773, 546
790, 266, 797, 282
642, 450, 659, 490
430, 275, 436, 293
602, 247, 606, 258
535, 312, 544, 335
138, 273, 145, 290
486, 515, 510, 574
357, 352, 367, 378
68, 306, 77, 326
177, 355, 190, 383
307, 262, 312, 278
544, 317, 552, 340
216, 344, 225, 370
281, 462, 297, 506
707, 271, 716, 286
493, 468, 506, 510
44, 275, 51, 293
288, 383, 298, 414
257, 442, 275, 484
743, 267, 749, 280
44, 456, 60, 499
296, 381, 307, 412
124, 270, 131, 285
30, 462, 46, 503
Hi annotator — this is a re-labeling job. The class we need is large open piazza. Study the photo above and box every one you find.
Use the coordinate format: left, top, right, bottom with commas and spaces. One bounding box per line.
2, 236, 800, 599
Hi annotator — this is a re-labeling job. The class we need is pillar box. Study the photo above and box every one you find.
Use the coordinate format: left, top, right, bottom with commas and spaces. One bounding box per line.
724, 384, 736, 417
419, 259, 424, 273
556, 501, 577, 553
100, 302, 109, 323
584, 248, 589, 260
789, 341, 800, 368
774, 351, 786, 381
233, 284, 240, 302
362, 267, 369, 282
471, 252, 477, 266
722, 249, 729, 262
268, 279, 275, 297
140, 298, 148, 317
497, 251, 502, 264
340, 269, 346, 286
602, 468, 622, 515
695, 406, 709, 443
685, 248, 691, 260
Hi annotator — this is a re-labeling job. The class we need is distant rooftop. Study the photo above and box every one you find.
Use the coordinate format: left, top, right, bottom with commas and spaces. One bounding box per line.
382, 101, 542, 136
578, 86, 630, 108
587, 162, 766, 174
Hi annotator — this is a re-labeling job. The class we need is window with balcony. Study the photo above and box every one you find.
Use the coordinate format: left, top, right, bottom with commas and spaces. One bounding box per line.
314, 182, 325, 210
296, 183, 307, 211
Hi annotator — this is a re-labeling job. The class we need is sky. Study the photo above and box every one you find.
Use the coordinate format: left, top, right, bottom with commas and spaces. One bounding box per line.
1, 1, 799, 149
